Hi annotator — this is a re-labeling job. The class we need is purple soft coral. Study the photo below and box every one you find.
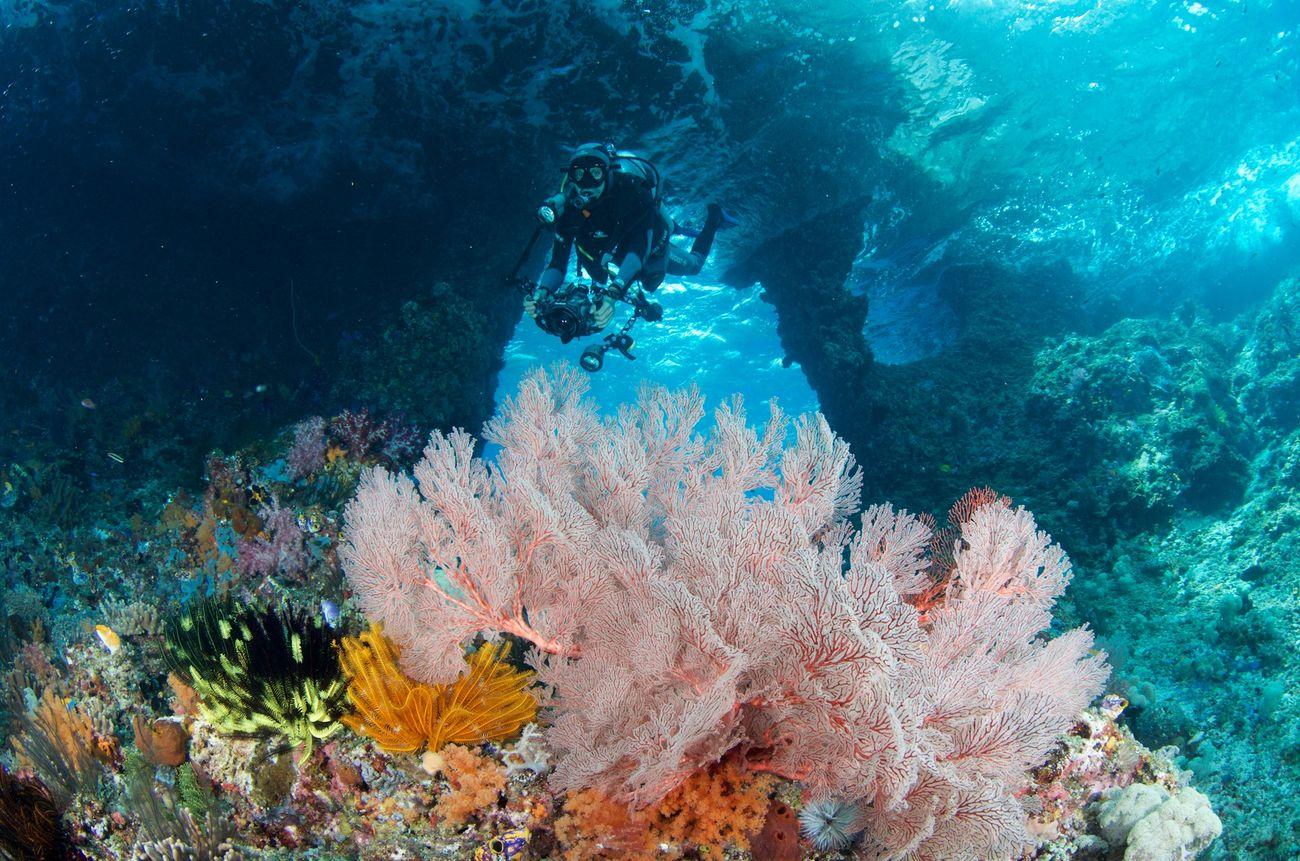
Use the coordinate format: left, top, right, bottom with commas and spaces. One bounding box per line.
286, 416, 327, 481
237, 502, 309, 581
329, 408, 420, 466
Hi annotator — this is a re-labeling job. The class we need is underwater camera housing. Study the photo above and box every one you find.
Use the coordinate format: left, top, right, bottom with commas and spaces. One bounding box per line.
527, 278, 661, 373
532, 283, 602, 344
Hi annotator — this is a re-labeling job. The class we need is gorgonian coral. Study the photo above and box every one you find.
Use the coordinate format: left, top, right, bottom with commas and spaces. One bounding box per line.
339, 625, 535, 754
162, 598, 347, 760
342, 365, 1109, 860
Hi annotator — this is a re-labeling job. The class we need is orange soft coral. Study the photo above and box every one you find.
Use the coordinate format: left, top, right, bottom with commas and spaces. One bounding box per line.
339, 625, 536, 754
554, 761, 775, 860
428, 743, 506, 828
553, 788, 658, 861
11, 691, 104, 803
648, 759, 774, 852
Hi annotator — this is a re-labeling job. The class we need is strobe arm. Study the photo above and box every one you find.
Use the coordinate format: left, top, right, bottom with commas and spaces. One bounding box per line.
505, 224, 547, 292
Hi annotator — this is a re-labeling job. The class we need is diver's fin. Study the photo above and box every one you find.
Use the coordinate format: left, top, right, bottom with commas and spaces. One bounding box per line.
707, 203, 740, 229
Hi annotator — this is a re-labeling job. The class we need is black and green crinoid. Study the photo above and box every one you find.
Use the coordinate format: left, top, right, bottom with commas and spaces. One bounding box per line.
0, 765, 80, 861
163, 597, 347, 761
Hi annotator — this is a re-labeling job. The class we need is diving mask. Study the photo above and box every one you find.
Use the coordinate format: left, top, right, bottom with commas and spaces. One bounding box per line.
568, 155, 608, 189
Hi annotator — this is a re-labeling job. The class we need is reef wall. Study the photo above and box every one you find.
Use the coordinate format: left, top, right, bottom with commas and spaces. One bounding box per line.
0, 0, 905, 482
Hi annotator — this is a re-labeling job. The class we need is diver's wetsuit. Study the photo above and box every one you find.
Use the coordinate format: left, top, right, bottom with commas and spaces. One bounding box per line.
539, 161, 724, 295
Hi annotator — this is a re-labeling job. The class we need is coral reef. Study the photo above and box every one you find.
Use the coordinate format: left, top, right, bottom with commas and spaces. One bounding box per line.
0, 357, 1227, 860
334, 283, 504, 433
344, 366, 1110, 858
763, 262, 1295, 859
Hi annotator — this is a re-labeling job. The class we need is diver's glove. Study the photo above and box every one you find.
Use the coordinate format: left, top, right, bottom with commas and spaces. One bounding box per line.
591, 296, 616, 330
523, 288, 547, 319
605, 277, 629, 301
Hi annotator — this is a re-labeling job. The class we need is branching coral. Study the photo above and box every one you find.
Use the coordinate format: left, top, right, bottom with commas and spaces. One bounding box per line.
127, 767, 242, 861
162, 598, 346, 761
101, 598, 163, 638
339, 625, 536, 754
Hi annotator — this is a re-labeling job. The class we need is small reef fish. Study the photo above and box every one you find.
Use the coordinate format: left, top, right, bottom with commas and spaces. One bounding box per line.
80, 398, 96, 409
297, 509, 324, 534
474, 828, 530, 861
94, 624, 122, 654
107, 452, 125, 464
320, 599, 340, 628
247, 482, 270, 506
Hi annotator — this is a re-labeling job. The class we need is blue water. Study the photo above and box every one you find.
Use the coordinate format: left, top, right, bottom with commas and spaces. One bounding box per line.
498, 275, 819, 419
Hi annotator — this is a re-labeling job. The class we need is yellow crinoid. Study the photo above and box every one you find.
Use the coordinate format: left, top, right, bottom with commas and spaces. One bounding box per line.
338, 625, 536, 754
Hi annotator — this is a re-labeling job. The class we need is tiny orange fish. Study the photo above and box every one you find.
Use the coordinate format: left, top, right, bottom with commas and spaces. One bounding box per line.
94, 625, 122, 653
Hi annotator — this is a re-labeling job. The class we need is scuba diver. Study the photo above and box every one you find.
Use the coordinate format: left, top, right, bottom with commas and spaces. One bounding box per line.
512, 141, 734, 370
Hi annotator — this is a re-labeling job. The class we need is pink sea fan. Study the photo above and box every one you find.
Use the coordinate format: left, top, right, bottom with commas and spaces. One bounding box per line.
341, 365, 1108, 858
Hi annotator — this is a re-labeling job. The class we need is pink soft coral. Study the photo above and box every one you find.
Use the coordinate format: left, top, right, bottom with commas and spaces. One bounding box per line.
342, 366, 1108, 859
